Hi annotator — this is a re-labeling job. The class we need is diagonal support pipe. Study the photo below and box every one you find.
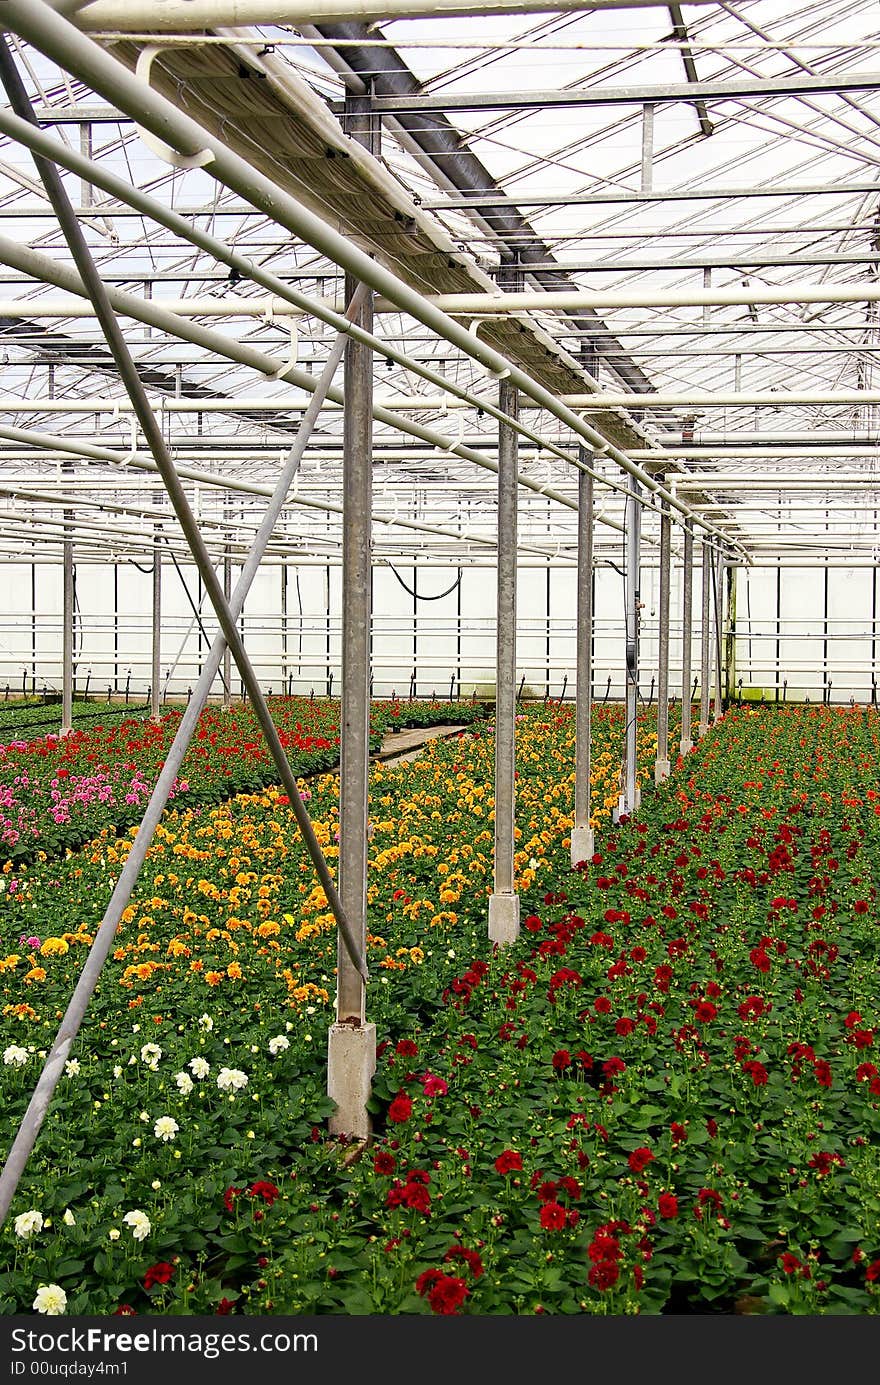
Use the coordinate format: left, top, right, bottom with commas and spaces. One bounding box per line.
0, 42, 366, 977
0, 38, 369, 1226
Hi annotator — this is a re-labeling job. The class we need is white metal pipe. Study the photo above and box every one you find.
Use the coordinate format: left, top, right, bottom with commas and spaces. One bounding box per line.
54, 0, 714, 30
559, 392, 880, 409
11, 287, 880, 318
677, 473, 880, 488
7, 389, 880, 411
425, 286, 880, 312
660, 432, 880, 446
632, 449, 880, 460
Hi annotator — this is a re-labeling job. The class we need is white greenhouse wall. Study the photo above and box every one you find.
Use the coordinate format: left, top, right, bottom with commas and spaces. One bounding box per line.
1, 556, 878, 707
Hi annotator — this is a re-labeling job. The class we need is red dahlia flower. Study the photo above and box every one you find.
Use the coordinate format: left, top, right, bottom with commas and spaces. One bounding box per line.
388, 1092, 413, 1123
416, 1270, 469, 1315
494, 1150, 523, 1175
628, 1147, 655, 1174
588, 1262, 620, 1290
539, 1202, 568, 1232
248, 1181, 280, 1205
144, 1263, 175, 1290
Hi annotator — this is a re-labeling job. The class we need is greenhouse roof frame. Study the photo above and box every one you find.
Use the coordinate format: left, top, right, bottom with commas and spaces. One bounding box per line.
0, 0, 873, 568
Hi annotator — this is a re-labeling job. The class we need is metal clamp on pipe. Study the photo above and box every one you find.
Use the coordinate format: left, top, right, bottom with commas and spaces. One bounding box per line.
270, 323, 301, 381
467, 316, 511, 377
442, 412, 465, 451
109, 419, 139, 468
134, 47, 216, 170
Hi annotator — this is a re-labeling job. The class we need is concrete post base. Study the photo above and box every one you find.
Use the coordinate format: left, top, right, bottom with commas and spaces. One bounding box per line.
654, 759, 671, 785
327, 1021, 376, 1141
680, 737, 693, 756
488, 891, 520, 947
570, 825, 595, 868
615, 788, 642, 822
698, 721, 710, 739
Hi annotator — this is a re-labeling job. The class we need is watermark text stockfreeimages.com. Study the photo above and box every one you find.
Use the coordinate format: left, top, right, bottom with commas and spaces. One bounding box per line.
10, 1327, 316, 1363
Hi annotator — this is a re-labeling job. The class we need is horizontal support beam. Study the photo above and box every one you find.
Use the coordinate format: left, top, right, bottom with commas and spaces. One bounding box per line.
4, 389, 880, 412
362, 68, 880, 113
60, 0, 723, 28
422, 180, 880, 208
677, 472, 880, 489
426, 285, 880, 313
561, 390, 880, 408
7, 283, 880, 320
630, 447, 880, 459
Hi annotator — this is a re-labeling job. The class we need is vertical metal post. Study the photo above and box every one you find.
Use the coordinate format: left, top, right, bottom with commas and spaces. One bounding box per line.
281, 561, 288, 695
113, 562, 118, 694
488, 366, 520, 945
712, 549, 724, 722
680, 519, 694, 755
699, 540, 711, 737
618, 471, 641, 818
79, 122, 91, 209
822, 560, 829, 703
571, 451, 594, 867
61, 480, 73, 736
151, 524, 161, 720
655, 490, 671, 783
775, 564, 781, 703
724, 559, 737, 708
30, 562, 36, 692
222, 515, 231, 711
640, 103, 654, 193
544, 564, 551, 698
328, 92, 378, 1138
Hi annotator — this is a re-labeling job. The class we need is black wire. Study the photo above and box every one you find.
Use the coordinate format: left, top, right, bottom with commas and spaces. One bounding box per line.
164, 538, 231, 696
386, 561, 462, 602
295, 570, 303, 677
127, 557, 153, 576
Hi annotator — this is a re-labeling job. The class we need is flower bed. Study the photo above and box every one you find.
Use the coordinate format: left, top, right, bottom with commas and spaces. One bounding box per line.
0, 700, 154, 740
10, 704, 880, 1316
0, 697, 483, 864
0, 701, 657, 1315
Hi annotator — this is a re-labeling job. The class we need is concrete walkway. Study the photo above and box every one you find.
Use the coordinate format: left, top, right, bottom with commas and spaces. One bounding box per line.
374, 723, 470, 766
